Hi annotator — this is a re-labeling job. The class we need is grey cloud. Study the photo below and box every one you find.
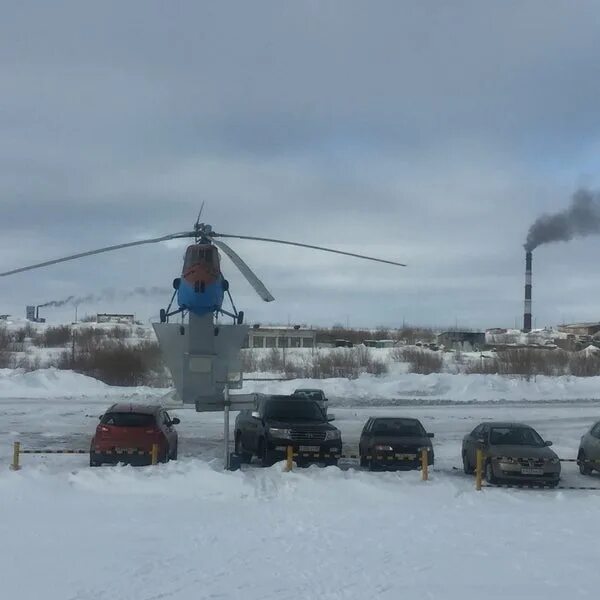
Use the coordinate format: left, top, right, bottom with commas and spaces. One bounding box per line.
2, 2, 600, 328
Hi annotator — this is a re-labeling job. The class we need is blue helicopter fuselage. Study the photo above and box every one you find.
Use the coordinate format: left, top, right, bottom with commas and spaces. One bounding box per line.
177, 243, 225, 317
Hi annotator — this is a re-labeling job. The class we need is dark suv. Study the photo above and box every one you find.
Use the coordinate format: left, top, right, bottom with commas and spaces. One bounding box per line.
292, 388, 328, 413
234, 395, 342, 466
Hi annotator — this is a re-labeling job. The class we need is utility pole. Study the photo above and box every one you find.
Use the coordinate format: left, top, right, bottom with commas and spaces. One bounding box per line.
71, 325, 76, 364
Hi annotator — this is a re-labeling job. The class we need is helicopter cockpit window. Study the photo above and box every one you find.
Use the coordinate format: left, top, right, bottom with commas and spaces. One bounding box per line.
184, 246, 219, 270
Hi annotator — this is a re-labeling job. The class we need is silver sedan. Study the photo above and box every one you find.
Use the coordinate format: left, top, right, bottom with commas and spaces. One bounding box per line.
577, 421, 600, 475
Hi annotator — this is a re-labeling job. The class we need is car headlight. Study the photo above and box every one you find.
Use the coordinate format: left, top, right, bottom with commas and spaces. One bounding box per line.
549, 458, 560, 465
268, 427, 292, 438
374, 444, 394, 452
325, 430, 341, 441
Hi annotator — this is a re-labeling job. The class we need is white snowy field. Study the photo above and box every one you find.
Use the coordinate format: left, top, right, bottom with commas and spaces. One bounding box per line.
2, 374, 600, 599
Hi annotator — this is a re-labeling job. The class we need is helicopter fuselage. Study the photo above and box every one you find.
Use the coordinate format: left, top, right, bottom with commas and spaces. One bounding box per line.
177, 243, 225, 317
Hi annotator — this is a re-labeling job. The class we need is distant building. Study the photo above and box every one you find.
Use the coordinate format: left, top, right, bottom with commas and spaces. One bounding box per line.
364, 339, 395, 348
558, 322, 600, 337
26, 305, 45, 323
244, 325, 316, 349
437, 330, 485, 352
96, 313, 135, 325
0, 314, 9, 321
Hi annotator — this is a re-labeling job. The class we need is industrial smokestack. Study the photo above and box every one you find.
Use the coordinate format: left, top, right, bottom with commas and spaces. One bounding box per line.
523, 251, 532, 332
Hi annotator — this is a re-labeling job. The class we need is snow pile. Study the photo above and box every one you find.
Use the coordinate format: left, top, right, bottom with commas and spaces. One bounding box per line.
243, 370, 600, 403
582, 344, 600, 357
2, 460, 600, 599
0, 368, 161, 399
3, 366, 600, 402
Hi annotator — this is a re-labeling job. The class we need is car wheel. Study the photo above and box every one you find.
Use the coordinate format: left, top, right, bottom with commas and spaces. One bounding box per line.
485, 460, 497, 484
462, 452, 474, 475
359, 456, 368, 468
235, 433, 252, 464
171, 442, 178, 461
90, 452, 101, 467
579, 451, 593, 476
259, 440, 274, 467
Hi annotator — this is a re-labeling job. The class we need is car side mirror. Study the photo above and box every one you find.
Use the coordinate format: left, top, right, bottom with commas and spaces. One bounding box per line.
327, 414, 336, 422
477, 438, 486, 445
427, 432, 434, 438
171, 418, 180, 425
251, 411, 261, 419
545, 440, 553, 446
98, 416, 103, 420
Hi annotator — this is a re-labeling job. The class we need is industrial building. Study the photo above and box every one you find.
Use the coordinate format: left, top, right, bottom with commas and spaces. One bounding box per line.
364, 339, 396, 348
244, 325, 316, 349
558, 323, 600, 337
96, 313, 136, 324
437, 330, 486, 352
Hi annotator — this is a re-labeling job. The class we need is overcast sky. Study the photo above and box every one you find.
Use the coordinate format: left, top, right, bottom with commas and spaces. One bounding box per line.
2, 1, 600, 329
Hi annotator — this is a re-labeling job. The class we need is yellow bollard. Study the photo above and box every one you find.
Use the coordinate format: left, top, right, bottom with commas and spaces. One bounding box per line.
475, 448, 484, 491
421, 448, 429, 481
11, 441, 21, 471
151, 443, 158, 466
286, 446, 294, 472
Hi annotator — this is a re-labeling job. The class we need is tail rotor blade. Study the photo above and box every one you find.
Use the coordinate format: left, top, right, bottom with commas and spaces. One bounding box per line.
0, 231, 195, 277
211, 233, 406, 267
212, 239, 275, 302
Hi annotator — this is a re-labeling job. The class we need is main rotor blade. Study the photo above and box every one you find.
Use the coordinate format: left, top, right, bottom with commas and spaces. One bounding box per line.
210, 233, 406, 267
212, 239, 275, 302
0, 231, 195, 277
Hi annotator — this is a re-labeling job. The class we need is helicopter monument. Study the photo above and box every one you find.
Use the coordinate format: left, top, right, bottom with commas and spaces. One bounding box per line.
0, 216, 406, 413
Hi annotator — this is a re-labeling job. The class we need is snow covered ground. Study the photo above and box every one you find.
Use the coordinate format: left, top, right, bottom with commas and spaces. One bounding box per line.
2, 370, 600, 599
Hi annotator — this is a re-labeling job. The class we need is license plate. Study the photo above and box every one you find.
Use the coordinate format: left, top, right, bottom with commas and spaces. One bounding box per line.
299, 445, 320, 452
521, 468, 544, 475
115, 447, 135, 454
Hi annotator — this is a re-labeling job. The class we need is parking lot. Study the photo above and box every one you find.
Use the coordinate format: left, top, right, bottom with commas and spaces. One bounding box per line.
3, 395, 600, 600
2, 396, 600, 487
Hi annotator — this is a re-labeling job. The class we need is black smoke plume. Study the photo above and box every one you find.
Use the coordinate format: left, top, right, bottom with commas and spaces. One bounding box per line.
38, 287, 171, 309
525, 189, 600, 252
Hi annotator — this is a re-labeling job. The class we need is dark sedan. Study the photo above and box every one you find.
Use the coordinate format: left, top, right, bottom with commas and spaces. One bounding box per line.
359, 417, 434, 471
462, 422, 560, 486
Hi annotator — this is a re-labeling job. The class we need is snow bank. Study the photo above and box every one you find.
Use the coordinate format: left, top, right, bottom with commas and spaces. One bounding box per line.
243, 369, 600, 404
2, 365, 600, 403
0, 368, 162, 399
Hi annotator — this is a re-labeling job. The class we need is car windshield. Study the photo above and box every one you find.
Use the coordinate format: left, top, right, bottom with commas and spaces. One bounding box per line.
489, 427, 545, 447
101, 412, 156, 427
264, 400, 324, 421
371, 419, 425, 436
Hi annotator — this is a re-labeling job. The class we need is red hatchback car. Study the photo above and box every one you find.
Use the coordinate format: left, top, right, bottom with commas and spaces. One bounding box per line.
90, 403, 180, 466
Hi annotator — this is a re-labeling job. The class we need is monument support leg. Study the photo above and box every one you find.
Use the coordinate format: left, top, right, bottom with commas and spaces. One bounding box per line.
223, 383, 230, 470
